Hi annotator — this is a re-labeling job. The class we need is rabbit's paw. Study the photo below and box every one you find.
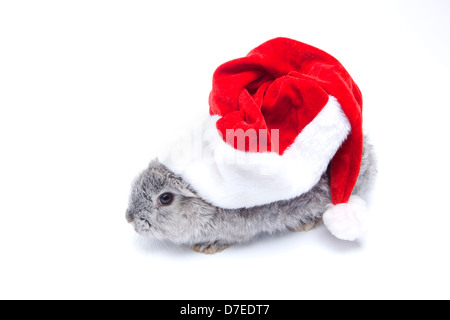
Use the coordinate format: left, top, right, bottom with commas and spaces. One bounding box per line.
290, 220, 321, 232
192, 241, 230, 254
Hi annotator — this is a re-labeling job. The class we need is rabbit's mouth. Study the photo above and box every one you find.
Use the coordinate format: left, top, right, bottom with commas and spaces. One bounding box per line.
134, 218, 152, 233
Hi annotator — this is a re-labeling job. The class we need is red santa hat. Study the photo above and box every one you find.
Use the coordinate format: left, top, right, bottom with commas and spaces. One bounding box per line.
164, 38, 366, 241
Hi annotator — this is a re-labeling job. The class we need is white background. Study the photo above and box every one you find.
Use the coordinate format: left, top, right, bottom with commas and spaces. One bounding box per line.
1, 0, 449, 300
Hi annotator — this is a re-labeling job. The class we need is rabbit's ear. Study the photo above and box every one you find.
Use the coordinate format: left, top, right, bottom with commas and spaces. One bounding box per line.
148, 158, 160, 168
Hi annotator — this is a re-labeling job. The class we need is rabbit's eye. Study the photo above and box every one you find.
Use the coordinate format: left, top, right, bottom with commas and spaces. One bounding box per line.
158, 192, 174, 206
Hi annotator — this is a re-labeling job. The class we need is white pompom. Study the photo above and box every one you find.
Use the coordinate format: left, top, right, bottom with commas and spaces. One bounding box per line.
322, 195, 368, 241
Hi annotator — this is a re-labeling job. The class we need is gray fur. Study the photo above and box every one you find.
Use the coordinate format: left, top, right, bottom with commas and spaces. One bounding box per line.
126, 137, 376, 253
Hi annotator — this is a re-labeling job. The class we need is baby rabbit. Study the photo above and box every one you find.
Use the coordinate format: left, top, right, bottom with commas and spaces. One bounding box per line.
126, 136, 376, 254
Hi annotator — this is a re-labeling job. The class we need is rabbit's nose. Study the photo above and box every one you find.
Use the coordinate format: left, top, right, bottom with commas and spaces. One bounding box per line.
125, 210, 134, 223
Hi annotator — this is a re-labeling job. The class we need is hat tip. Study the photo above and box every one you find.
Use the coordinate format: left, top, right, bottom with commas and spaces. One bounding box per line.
323, 195, 368, 241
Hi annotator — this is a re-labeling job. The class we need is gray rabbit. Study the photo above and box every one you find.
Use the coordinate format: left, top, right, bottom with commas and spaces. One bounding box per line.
126, 136, 376, 254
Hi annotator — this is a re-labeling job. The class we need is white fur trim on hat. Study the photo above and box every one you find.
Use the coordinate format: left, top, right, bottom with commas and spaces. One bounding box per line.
163, 95, 351, 209
322, 195, 368, 241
